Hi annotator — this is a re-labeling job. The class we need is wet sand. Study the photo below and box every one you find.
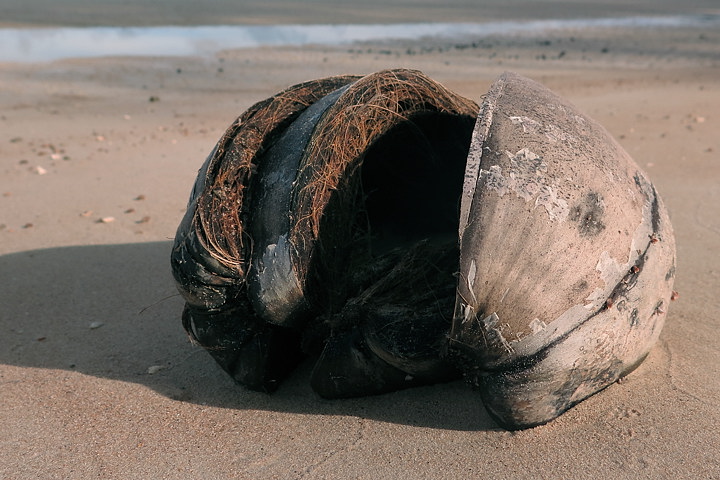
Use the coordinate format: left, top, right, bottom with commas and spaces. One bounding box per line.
1, 2, 719, 478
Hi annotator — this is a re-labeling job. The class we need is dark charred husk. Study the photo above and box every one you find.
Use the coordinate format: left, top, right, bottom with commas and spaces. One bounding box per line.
171, 69, 477, 396
171, 75, 360, 390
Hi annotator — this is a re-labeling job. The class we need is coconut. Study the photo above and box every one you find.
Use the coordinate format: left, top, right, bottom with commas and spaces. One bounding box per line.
171, 69, 676, 429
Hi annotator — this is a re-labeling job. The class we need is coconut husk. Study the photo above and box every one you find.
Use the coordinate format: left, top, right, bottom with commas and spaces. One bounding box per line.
173, 68, 478, 395
189, 74, 360, 282
171, 75, 360, 392
288, 69, 478, 313
309, 239, 463, 398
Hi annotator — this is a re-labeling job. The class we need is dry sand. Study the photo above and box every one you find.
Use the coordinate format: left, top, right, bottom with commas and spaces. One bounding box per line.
1, 2, 719, 478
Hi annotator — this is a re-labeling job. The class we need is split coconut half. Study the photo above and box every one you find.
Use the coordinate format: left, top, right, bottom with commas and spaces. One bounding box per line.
171, 69, 676, 430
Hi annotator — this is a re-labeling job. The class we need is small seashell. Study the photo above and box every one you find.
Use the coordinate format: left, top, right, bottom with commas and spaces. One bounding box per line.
97, 216, 115, 223
34, 166, 47, 175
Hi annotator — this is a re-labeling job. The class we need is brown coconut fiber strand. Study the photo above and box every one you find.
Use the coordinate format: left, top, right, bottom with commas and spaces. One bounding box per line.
288, 69, 478, 308
192, 75, 360, 278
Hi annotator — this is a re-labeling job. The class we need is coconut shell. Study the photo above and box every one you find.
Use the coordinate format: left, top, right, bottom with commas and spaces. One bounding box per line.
447, 72, 676, 429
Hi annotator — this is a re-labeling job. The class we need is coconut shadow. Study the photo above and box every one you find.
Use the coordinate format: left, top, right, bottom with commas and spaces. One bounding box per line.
0, 242, 496, 431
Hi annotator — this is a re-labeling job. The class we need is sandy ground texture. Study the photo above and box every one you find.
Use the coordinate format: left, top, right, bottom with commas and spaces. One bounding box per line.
1, 2, 720, 478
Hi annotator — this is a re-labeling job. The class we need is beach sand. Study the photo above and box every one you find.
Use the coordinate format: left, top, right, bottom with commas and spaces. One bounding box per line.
1, 2, 719, 478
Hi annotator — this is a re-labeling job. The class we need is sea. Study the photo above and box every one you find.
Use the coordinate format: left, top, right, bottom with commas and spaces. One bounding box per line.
1, 14, 718, 63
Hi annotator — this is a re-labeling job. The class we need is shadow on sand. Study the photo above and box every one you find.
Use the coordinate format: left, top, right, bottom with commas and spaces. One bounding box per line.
0, 241, 496, 431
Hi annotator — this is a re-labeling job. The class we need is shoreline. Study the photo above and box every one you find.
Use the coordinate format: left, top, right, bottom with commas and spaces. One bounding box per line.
2, 14, 719, 64
1, 0, 719, 28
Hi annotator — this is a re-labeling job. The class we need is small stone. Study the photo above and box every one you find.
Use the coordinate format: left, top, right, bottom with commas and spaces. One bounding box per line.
35, 166, 47, 175
97, 216, 115, 223
147, 365, 165, 374
89, 321, 104, 329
